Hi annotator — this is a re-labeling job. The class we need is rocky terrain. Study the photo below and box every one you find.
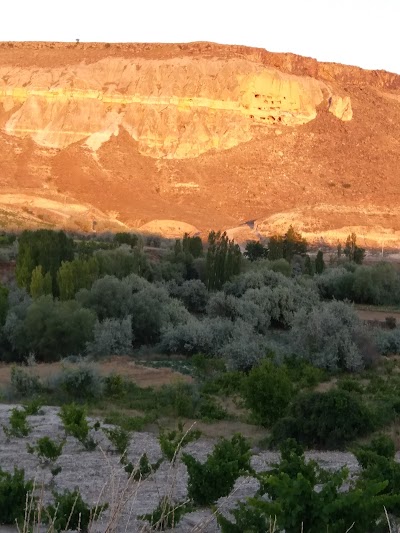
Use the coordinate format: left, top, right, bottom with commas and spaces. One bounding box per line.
0, 41, 399, 245
0, 404, 360, 532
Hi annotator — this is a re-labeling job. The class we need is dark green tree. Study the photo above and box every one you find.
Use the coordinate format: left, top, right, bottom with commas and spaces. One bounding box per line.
0, 283, 8, 326
182, 233, 203, 258
315, 250, 325, 274
206, 231, 241, 290
16, 230, 74, 294
344, 233, 365, 264
268, 235, 284, 260
283, 225, 307, 262
114, 232, 139, 247
244, 240, 267, 262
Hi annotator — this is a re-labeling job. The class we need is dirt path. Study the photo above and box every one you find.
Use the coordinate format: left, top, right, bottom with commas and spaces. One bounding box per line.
355, 309, 400, 323
0, 356, 192, 389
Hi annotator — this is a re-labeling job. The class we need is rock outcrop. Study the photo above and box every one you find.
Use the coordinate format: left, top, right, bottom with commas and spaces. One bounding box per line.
0, 41, 399, 245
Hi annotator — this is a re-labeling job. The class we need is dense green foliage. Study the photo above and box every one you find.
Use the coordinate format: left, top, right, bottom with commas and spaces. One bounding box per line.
45, 489, 107, 532
218, 439, 400, 533
182, 434, 252, 506
241, 359, 294, 426
0, 467, 34, 525
16, 230, 74, 294
271, 390, 374, 448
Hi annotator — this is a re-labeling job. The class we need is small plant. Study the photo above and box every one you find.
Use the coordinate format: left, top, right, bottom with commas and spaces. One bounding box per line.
23, 397, 43, 415
104, 426, 131, 462
27, 436, 65, 465
59, 403, 96, 450
104, 373, 126, 399
0, 467, 34, 525
159, 422, 201, 462
140, 496, 190, 530
44, 489, 107, 532
125, 453, 163, 480
182, 434, 252, 506
3, 407, 30, 438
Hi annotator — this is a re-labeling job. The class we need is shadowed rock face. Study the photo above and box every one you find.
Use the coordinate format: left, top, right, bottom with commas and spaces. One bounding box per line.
0, 41, 399, 245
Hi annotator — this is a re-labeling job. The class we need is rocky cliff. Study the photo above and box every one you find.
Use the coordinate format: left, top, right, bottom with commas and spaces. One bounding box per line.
0, 41, 399, 246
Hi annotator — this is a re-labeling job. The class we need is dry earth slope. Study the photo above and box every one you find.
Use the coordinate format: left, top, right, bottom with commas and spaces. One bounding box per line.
0, 41, 399, 246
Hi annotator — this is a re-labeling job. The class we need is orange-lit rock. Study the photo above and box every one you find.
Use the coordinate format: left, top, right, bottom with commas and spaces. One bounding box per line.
0, 41, 399, 246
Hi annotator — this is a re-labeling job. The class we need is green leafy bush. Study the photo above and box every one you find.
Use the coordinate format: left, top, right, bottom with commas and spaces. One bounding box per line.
159, 422, 201, 462
3, 407, 30, 438
125, 453, 162, 480
271, 390, 374, 449
242, 359, 294, 427
56, 365, 103, 402
23, 397, 43, 415
158, 382, 200, 418
104, 426, 131, 461
103, 373, 126, 399
0, 467, 34, 525
182, 434, 252, 506
27, 436, 64, 465
218, 438, 400, 533
140, 496, 190, 530
45, 489, 107, 532
59, 403, 96, 450
198, 396, 229, 421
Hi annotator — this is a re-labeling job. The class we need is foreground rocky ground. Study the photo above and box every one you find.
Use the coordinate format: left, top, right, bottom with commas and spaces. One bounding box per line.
0, 404, 361, 532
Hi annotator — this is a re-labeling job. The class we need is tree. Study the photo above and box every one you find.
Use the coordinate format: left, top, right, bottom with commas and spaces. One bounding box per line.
283, 225, 307, 262
244, 240, 267, 262
30, 266, 52, 299
182, 233, 203, 258
268, 235, 284, 260
344, 233, 365, 264
114, 232, 139, 247
57, 257, 99, 300
16, 230, 74, 294
206, 231, 241, 290
0, 284, 8, 326
315, 250, 325, 274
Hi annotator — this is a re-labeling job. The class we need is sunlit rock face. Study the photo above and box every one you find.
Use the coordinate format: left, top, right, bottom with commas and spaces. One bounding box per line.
0, 55, 351, 158
0, 41, 399, 247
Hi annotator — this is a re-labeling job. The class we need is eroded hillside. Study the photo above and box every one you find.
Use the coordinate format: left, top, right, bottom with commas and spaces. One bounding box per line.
0, 41, 399, 245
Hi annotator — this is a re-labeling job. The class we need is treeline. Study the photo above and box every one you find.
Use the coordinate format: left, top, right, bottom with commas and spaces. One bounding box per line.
0, 226, 397, 365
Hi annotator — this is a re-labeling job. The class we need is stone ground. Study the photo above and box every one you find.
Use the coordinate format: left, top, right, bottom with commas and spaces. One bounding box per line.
0, 404, 361, 532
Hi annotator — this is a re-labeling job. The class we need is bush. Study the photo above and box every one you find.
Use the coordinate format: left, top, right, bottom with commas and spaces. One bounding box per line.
3, 407, 30, 438
242, 360, 294, 427
140, 496, 190, 530
218, 438, 400, 533
59, 403, 96, 450
125, 453, 162, 480
375, 327, 400, 355
182, 434, 252, 506
0, 467, 34, 525
271, 390, 374, 449
159, 422, 201, 462
103, 373, 126, 399
104, 426, 131, 461
158, 382, 200, 418
27, 436, 64, 465
10, 366, 42, 397
291, 300, 369, 371
55, 365, 103, 402
86, 316, 133, 357
45, 489, 107, 532
23, 397, 43, 415
198, 397, 229, 421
